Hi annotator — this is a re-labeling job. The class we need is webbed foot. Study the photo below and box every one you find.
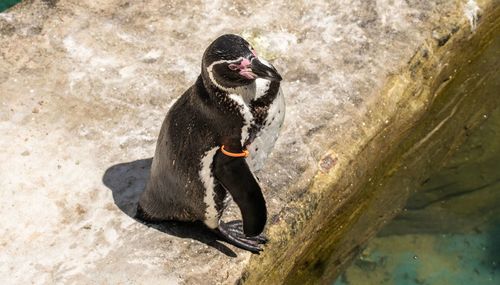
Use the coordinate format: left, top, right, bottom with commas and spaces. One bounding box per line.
215, 220, 268, 253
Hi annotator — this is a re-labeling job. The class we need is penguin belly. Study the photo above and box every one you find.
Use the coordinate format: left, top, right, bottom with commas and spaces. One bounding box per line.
246, 88, 285, 172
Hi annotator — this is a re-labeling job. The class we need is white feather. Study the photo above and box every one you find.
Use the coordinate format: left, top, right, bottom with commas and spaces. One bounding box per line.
254, 78, 271, 100
199, 147, 220, 229
228, 94, 254, 145
246, 87, 285, 171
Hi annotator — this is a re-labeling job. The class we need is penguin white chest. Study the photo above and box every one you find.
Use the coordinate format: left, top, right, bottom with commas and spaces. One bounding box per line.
229, 79, 285, 172
246, 88, 285, 171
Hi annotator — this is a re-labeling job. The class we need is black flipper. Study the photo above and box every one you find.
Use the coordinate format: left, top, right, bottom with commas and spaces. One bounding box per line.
213, 151, 267, 237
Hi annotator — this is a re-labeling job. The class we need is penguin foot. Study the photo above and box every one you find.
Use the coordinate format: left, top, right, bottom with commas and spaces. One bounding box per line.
216, 220, 268, 253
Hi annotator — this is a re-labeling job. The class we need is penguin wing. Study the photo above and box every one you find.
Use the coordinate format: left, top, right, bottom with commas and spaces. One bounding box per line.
213, 151, 267, 237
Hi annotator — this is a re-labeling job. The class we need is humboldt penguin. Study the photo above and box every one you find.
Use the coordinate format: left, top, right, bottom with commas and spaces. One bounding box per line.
137, 34, 284, 252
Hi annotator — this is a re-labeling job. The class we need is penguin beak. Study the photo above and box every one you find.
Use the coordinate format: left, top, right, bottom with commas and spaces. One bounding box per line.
250, 57, 282, 82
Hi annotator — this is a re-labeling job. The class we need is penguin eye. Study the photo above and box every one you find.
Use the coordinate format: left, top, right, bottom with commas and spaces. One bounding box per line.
228, 63, 239, 71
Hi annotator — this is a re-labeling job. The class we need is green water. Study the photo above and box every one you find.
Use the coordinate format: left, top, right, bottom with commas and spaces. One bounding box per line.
335, 26, 500, 285
0, 0, 20, 12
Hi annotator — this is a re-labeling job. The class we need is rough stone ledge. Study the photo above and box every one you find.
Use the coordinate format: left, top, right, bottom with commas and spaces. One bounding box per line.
0, 0, 498, 284
243, 2, 500, 284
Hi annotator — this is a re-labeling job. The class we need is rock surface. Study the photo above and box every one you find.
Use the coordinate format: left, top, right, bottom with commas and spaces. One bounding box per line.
0, 0, 497, 284
380, 40, 500, 235
338, 28, 500, 285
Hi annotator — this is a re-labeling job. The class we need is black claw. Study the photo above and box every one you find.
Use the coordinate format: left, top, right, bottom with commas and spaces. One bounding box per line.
252, 234, 268, 244
216, 220, 267, 253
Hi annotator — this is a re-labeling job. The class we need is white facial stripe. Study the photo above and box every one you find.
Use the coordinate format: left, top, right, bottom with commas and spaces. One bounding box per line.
228, 94, 254, 145
206, 57, 246, 93
200, 147, 220, 229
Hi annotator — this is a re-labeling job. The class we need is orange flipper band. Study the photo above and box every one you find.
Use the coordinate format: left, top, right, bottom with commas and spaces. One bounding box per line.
221, 145, 249, 158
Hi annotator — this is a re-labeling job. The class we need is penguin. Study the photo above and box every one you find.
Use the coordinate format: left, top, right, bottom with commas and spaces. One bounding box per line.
137, 34, 284, 252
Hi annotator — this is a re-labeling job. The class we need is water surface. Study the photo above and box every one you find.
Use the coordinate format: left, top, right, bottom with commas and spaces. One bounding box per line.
0, 0, 20, 12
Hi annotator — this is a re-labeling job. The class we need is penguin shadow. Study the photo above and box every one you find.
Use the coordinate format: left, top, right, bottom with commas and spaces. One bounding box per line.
102, 158, 237, 257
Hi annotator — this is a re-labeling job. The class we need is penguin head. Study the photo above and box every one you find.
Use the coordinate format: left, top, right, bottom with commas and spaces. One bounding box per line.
202, 34, 282, 91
